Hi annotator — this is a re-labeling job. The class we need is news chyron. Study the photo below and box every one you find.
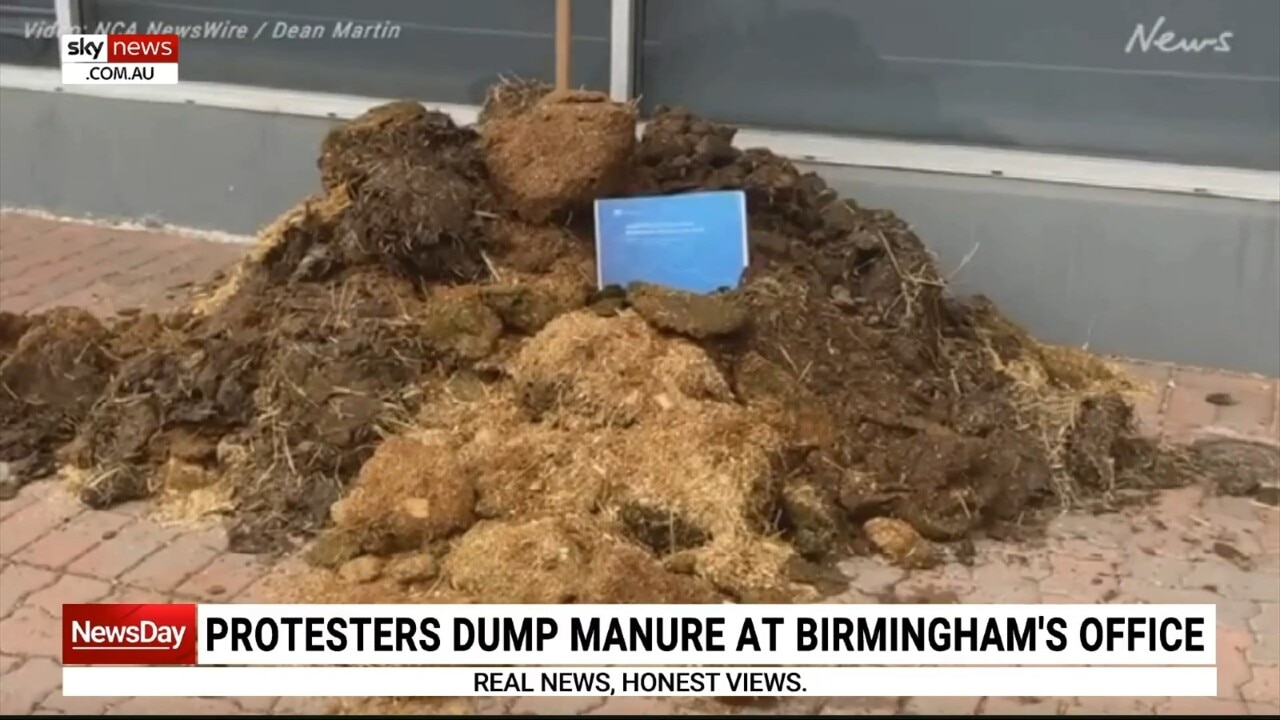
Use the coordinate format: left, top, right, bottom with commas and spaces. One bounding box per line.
60, 34, 179, 85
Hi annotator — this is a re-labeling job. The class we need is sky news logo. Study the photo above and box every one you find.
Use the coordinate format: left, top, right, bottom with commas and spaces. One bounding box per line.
60, 34, 180, 85
63, 603, 198, 665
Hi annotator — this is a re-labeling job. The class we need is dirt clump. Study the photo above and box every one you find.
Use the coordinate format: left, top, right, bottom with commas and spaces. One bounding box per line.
627, 283, 750, 339
863, 517, 943, 569
0, 311, 32, 364
64, 326, 259, 509
319, 101, 478, 193
192, 187, 352, 315
384, 552, 439, 585
1187, 437, 1280, 497
488, 221, 580, 274
216, 274, 443, 552
338, 555, 384, 584
420, 291, 503, 361
633, 107, 742, 191
328, 433, 476, 555
318, 101, 492, 283
338, 160, 485, 281
0, 309, 115, 490
780, 481, 844, 559
481, 272, 592, 335
482, 88, 637, 222
861, 429, 1049, 542
732, 351, 835, 450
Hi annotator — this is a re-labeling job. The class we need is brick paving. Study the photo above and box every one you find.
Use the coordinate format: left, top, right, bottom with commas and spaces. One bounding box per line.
0, 213, 244, 317
1, 211, 1278, 715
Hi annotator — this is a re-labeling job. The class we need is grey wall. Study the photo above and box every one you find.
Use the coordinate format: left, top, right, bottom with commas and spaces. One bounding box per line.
817, 165, 1280, 375
0, 89, 326, 235
1, 87, 1277, 374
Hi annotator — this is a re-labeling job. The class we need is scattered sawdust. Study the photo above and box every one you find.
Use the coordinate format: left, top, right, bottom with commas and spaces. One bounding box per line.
507, 310, 734, 429
477, 76, 554, 126
444, 516, 719, 604
151, 478, 235, 527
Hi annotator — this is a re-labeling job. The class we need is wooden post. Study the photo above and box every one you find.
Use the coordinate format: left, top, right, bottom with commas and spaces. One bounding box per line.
556, 0, 572, 90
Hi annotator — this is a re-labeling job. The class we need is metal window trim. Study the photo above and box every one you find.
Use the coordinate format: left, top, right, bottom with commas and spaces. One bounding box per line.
608, 0, 635, 101
1, 64, 1276, 202
53, 0, 78, 32
731, 125, 1280, 203
0, 65, 482, 124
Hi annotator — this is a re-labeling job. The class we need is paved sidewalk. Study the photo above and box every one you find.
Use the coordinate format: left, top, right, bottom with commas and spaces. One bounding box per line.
0, 213, 243, 317
1, 213, 1278, 715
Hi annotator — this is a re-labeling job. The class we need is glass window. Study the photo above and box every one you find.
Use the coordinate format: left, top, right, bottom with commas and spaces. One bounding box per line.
0, 0, 58, 66
82, 0, 611, 104
638, 0, 1280, 171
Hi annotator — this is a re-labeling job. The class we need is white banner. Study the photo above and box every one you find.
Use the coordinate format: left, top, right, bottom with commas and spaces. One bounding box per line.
63, 665, 1218, 698
196, 604, 1216, 666
61, 63, 179, 85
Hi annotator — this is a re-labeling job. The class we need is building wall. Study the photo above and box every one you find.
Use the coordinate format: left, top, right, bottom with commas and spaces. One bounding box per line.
2, 87, 1276, 374
823, 165, 1280, 376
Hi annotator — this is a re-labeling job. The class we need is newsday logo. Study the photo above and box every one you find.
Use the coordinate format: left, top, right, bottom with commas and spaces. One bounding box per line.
62, 603, 198, 665
69, 619, 187, 650
60, 34, 180, 85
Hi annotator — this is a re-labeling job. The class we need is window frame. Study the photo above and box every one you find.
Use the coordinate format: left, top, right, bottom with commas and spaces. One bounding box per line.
0, 0, 1273, 201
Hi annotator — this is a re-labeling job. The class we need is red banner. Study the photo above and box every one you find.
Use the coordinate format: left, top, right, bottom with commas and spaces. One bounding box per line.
106, 35, 180, 63
63, 603, 198, 665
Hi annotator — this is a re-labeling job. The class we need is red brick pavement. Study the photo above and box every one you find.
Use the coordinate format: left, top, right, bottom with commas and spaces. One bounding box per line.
1, 212, 1278, 715
0, 213, 244, 317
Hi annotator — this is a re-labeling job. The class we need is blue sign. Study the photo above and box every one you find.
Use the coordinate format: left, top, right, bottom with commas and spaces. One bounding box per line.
594, 190, 749, 294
